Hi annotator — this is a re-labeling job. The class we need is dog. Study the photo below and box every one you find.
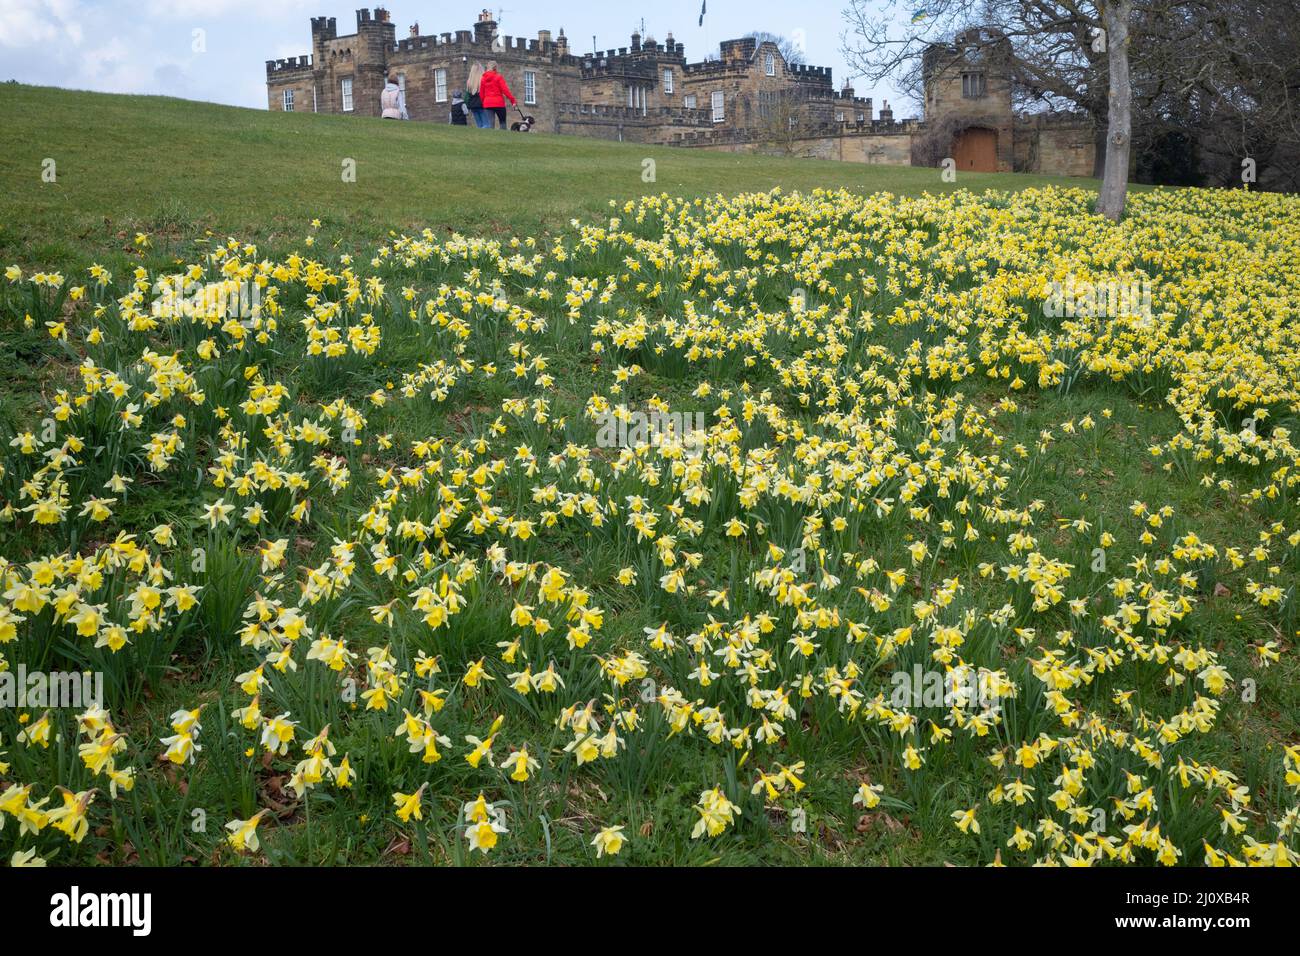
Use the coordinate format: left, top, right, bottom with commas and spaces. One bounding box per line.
510, 114, 536, 132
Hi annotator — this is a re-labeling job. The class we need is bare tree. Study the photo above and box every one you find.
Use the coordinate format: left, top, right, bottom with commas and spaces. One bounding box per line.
1138, 0, 1300, 192
1095, 0, 1132, 218
910, 114, 973, 167
746, 31, 808, 66
840, 0, 1139, 218
754, 89, 818, 154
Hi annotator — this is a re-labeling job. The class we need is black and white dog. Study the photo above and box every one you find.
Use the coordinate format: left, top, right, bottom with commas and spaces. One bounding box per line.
510, 113, 536, 132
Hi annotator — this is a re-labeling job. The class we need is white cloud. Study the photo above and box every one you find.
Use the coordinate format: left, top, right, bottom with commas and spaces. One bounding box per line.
0, 0, 82, 47
142, 0, 310, 21
0, 0, 295, 105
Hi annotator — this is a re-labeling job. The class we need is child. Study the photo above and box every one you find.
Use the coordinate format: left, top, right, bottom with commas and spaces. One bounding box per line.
450, 90, 469, 125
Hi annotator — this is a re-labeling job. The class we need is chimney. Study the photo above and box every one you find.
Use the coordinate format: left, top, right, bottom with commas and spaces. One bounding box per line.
556, 28, 568, 54
410, 22, 419, 38
719, 38, 755, 64
473, 17, 496, 45
631, 31, 641, 52
879, 100, 893, 122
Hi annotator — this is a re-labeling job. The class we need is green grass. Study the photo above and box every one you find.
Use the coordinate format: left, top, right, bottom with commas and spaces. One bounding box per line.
0, 83, 1102, 274
0, 82, 1103, 429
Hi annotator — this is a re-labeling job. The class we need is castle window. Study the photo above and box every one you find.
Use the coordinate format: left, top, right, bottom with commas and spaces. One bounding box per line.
628, 84, 648, 114
836, 111, 845, 122
524, 70, 537, 105
857, 112, 865, 122
961, 72, 986, 99
435, 68, 448, 102
765, 52, 776, 76
341, 77, 354, 112
663, 69, 674, 94
684, 93, 697, 109
711, 90, 725, 122
283, 89, 294, 112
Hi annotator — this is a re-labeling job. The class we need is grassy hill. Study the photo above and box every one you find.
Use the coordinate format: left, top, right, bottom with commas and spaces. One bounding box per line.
5, 82, 1295, 871
0, 83, 1101, 272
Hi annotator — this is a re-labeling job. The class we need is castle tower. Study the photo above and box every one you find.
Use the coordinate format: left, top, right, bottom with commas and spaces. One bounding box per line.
921, 26, 1013, 172
350, 8, 396, 116
310, 15, 338, 64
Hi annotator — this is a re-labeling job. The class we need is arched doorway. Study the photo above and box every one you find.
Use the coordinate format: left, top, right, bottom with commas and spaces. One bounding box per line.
953, 127, 997, 172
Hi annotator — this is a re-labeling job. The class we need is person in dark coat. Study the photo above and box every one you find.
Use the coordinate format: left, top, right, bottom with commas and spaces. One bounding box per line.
450, 91, 470, 125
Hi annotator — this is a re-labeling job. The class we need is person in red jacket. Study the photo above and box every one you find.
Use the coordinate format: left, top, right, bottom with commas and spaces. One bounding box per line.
478, 61, 516, 129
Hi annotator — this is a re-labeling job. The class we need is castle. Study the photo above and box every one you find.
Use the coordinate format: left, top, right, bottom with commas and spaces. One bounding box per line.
266, 11, 1095, 177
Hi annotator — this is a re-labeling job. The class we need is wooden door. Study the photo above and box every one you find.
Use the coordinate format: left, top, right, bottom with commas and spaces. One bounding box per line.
953, 127, 997, 172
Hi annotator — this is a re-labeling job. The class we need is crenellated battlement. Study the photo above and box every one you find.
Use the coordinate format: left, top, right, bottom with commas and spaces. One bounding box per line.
557, 102, 712, 123
390, 31, 577, 62
671, 115, 918, 146
263, 13, 1087, 177
1015, 110, 1093, 128
267, 55, 313, 76
792, 64, 831, 79
681, 59, 832, 85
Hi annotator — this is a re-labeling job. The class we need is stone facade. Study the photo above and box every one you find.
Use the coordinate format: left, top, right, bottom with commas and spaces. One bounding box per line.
919, 25, 1096, 176
266, 11, 1095, 177
921, 26, 1016, 172
1014, 113, 1098, 178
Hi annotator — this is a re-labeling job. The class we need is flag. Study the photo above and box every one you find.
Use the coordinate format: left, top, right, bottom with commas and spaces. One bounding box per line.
910, 9, 930, 23
699, 1, 707, 28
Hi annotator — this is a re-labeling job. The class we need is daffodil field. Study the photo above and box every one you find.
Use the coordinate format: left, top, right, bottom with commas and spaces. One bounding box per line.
2, 184, 1300, 867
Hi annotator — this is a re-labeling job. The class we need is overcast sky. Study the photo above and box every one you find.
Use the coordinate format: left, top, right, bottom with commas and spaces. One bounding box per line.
0, 0, 910, 114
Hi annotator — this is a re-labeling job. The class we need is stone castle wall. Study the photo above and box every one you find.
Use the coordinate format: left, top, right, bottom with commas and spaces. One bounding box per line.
267, 10, 1095, 177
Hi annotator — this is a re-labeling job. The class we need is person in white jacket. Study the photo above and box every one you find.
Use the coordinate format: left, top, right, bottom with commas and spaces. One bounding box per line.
381, 71, 409, 120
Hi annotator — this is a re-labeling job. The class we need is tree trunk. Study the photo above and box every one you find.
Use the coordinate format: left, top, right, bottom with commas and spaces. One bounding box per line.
1096, 0, 1133, 220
